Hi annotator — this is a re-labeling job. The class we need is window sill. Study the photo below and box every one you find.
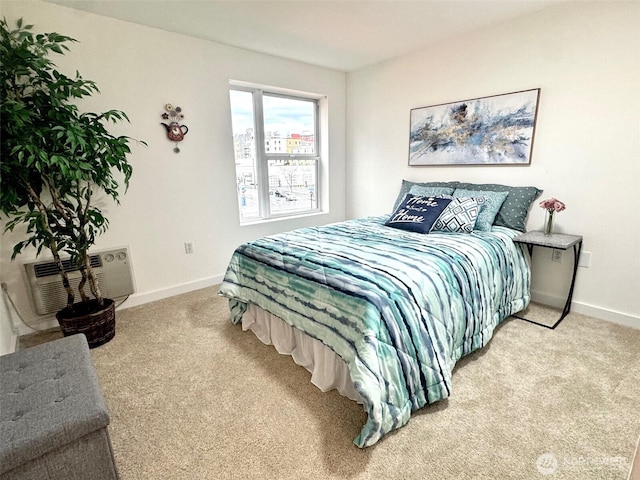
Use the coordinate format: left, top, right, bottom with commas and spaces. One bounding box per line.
240, 210, 326, 227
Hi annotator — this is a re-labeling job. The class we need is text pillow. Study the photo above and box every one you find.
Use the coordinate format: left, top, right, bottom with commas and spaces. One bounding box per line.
385, 194, 452, 234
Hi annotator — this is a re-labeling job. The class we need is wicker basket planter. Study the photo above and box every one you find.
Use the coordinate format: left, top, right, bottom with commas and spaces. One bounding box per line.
56, 299, 116, 348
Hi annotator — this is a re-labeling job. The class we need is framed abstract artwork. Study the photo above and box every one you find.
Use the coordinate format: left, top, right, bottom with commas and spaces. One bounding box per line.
408, 88, 541, 166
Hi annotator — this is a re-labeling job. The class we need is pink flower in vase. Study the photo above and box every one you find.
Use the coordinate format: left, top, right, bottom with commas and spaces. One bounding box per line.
539, 198, 565, 235
539, 198, 566, 213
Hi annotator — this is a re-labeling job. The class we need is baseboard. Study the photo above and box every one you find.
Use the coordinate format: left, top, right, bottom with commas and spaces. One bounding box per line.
1, 330, 19, 355
531, 289, 639, 330
11, 331, 18, 353
118, 274, 224, 310
530, 290, 565, 309
571, 303, 639, 330
14, 317, 58, 337
629, 435, 640, 480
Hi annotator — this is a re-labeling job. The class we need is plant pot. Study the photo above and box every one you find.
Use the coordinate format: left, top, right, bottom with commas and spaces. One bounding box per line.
56, 298, 116, 348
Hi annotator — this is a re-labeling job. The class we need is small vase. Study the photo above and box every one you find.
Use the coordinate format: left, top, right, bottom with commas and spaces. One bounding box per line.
544, 210, 554, 236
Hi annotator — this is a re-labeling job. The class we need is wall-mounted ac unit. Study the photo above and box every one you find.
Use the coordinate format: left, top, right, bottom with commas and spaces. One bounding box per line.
23, 247, 135, 315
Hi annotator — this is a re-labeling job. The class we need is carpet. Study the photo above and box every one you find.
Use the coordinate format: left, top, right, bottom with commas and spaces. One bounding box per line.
18, 287, 640, 479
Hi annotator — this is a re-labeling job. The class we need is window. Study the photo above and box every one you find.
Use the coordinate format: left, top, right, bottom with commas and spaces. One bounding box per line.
229, 85, 320, 223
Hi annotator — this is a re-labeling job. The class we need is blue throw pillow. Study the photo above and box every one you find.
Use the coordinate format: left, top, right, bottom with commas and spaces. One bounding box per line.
392, 180, 459, 211
432, 197, 481, 233
453, 189, 509, 231
385, 194, 452, 234
409, 185, 455, 198
454, 183, 542, 232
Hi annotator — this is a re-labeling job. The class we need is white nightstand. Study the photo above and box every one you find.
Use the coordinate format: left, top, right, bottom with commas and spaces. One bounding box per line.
513, 231, 583, 329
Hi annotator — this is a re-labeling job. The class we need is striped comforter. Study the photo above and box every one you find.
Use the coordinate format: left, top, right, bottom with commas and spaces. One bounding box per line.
219, 216, 530, 447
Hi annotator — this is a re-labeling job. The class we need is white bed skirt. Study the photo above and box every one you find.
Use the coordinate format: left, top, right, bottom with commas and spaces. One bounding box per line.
242, 304, 364, 404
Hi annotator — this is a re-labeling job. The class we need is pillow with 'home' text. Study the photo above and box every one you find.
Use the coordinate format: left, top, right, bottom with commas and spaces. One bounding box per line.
385, 194, 452, 234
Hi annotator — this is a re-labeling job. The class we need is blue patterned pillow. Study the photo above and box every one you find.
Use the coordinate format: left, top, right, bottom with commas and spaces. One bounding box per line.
454, 183, 542, 232
432, 197, 481, 233
385, 194, 452, 234
453, 189, 509, 232
409, 185, 455, 198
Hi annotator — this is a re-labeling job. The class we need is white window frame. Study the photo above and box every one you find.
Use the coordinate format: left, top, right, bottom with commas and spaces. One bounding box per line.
230, 83, 321, 223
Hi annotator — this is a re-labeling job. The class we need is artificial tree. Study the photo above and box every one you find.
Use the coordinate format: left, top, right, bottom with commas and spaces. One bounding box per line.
0, 18, 142, 345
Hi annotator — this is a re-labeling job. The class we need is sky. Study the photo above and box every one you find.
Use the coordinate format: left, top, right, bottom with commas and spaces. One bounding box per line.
230, 90, 315, 136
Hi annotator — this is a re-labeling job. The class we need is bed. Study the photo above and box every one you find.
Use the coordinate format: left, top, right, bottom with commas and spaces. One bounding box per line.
219, 180, 541, 447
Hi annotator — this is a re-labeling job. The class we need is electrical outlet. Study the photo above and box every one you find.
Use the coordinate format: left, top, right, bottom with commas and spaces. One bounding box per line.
551, 249, 563, 263
184, 242, 194, 254
578, 251, 591, 268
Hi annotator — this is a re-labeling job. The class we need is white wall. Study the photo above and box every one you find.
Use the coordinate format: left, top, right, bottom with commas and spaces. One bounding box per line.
0, 292, 17, 355
346, 2, 640, 327
0, 0, 347, 343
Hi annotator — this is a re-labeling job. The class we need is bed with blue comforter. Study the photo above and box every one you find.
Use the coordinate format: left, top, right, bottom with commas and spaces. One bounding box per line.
219, 215, 530, 447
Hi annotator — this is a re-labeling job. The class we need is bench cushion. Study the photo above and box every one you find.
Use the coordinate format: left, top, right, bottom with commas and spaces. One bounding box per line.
0, 335, 110, 474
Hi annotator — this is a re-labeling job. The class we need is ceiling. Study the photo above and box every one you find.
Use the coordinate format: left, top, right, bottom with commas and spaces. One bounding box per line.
46, 0, 557, 72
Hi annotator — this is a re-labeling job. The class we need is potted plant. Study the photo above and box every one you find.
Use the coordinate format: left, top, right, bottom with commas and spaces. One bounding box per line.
0, 18, 143, 347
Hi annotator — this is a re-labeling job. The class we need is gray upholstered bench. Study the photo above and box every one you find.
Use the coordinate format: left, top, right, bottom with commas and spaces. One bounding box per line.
0, 334, 118, 479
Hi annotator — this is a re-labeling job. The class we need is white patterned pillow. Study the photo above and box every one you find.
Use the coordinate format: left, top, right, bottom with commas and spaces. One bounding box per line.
453, 189, 509, 232
432, 197, 480, 233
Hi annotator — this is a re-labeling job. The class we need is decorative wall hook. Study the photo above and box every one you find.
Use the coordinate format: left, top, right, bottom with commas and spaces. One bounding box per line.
161, 103, 188, 153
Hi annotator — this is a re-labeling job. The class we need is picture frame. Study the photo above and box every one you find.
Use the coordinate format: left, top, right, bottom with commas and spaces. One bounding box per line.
408, 88, 541, 166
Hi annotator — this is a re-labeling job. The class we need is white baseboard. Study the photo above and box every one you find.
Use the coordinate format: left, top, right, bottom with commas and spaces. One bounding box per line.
14, 317, 58, 337
1, 331, 19, 355
531, 289, 639, 330
118, 274, 224, 310
530, 290, 565, 309
571, 303, 640, 330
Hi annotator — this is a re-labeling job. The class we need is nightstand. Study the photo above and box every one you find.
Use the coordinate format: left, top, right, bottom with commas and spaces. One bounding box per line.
513, 231, 583, 329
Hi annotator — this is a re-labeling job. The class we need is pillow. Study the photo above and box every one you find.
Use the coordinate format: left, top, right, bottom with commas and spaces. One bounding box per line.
392, 180, 460, 211
409, 185, 455, 197
432, 197, 480, 233
385, 194, 452, 234
453, 189, 509, 232
455, 183, 543, 232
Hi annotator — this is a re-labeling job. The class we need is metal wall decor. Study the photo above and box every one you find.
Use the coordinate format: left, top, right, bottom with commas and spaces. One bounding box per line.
409, 88, 540, 166
161, 103, 188, 153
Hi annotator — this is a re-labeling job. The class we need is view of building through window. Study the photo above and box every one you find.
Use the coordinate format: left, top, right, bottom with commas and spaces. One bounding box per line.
230, 88, 318, 221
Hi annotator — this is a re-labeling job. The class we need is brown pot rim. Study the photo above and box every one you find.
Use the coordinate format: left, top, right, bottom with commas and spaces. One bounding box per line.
56, 298, 115, 320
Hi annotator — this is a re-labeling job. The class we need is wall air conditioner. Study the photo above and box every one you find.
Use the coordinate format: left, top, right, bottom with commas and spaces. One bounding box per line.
23, 247, 135, 315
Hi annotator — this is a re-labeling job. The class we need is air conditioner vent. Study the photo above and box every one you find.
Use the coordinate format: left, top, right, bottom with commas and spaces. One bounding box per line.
33, 255, 102, 278
24, 247, 134, 315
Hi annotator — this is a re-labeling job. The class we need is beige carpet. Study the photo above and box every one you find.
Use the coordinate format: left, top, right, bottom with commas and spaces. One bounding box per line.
19, 287, 640, 479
